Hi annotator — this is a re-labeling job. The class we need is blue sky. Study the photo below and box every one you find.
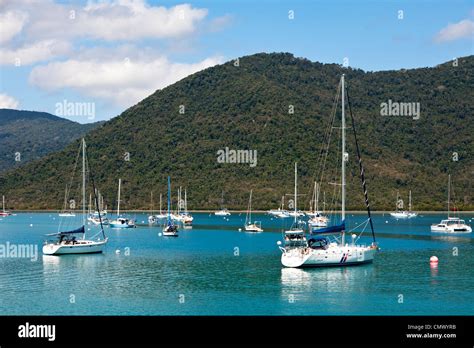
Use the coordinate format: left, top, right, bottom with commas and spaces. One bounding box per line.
0, 0, 472, 122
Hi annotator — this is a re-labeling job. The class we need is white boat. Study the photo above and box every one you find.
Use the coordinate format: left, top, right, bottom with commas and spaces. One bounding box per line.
163, 176, 178, 237
278, 75, 378, 268
269, 196, 290, 218
180, 188, 193, 225
43, 139, 108, 255
244, 189, 263, 232
58, 212, 75, 217
148, 192, 167, 223
215, 191, 231, 216
431, 175, 471, 233
215, 209, 231, 216
431, 218, 472, 233
58, 188, 75, 217
283, 163, 306, 242
308, 182, 329, 228
390, 190, 417, 219
109, 178, 136, 228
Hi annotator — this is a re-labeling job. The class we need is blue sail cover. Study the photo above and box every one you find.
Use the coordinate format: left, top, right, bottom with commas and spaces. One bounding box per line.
47, 225, 85, 236
311, 220, 345, 235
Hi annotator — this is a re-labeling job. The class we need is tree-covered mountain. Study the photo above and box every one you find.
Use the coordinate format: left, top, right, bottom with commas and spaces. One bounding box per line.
0, 109, 103, 173
0, 53, 472, 211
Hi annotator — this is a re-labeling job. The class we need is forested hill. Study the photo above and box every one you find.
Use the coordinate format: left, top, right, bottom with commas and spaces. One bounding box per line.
0, 109, 103, 173
0, 53, 472, 210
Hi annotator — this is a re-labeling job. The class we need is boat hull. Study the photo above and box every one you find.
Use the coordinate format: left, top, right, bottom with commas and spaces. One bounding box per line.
431, 225, 472, 233
110, 223, 135, 228
42, 239, 107, 255
390, 212, 417, 219
281, 244, 377, 268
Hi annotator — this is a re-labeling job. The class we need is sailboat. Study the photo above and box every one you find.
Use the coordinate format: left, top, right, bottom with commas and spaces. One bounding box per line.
109, 178, 136, 228
268, 195, 289, 218
149, 192, 167, 223
163, 176, 178, 237
58, 186, 75, 217
431, 175, 472, 233
244, 189, 263, 232
282, 163, 306, 243
215, 191, 231, 216
308, 182, 329, 229
0, 195, 12, 217
390, 190, 417, 219
278, 75, 378, 268
88, 191, 109, 225
43, 139, 108, 255
179, 188, 194, 225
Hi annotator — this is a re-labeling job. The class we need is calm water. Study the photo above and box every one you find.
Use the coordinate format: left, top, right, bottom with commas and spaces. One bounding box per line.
0, 212, 473, 315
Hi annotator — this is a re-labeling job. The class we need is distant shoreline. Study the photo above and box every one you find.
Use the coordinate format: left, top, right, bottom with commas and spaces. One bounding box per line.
7, 210, 474, 214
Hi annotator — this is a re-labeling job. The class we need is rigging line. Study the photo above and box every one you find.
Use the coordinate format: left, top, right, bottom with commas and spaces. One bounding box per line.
85, 144, 106, 239
317, 82, 340, 187
345, 84, 376, 243
313, 79, 340, 194
58, 141, 83, 233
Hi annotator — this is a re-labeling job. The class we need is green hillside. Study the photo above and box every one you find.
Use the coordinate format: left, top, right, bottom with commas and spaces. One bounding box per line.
0, 109, 103, 173
0, 53, 472, 211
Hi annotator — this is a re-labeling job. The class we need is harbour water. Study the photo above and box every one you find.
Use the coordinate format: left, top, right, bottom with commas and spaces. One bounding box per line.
0, 212, 473, 315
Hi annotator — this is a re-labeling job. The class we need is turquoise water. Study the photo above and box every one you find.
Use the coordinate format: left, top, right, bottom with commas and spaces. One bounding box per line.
0, 212, 473, 315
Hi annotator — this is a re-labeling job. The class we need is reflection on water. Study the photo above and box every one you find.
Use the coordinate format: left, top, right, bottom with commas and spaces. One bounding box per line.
0, 213, 473, 315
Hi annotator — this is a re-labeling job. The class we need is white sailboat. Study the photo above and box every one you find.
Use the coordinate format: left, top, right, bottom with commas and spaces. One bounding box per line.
431, 175, 472, 233
244, 189, 263, 232
282, 163, 306, 244
43, 139, 108, 255
390, 190, 417, 219
88, 190, 109, 225
163, 176, 178, 237
278, 75, 378, 268
215, 191, 231, 216
58, 186, 75, 217
148, 191, 167, 223
268, 195, 290, 218
0, 195, 12, 217
307, 182, 329, 228
180, 188, 193, 225
109, 178, 136, 228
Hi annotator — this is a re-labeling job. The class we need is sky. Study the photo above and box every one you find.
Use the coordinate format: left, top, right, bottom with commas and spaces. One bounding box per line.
0, 0, 472, 123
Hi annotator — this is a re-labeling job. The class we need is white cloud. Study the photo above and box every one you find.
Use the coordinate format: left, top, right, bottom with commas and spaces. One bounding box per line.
7, 0, 208, 42
29, 55, 223, 106
434, 19, 474, 43
0, 93, 19, 108
0, 11, 28, 44
0, 39, 71, 65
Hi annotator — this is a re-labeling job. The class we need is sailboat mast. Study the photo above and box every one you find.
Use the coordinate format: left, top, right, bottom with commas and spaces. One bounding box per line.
185, 188, 187, 214
396, 190, 399, 211
82, 139, 86, 229
167, 176, 171, 223
409, 190, 412, 211
294, 162, 297, 224
117, 178, 121, 217
2, 195, 4, 213
159, 193, 162, 215
341, 74, 346, 245
315, 182, 319, 213
63, 186, 67, 212
248, 189, 253, 224
447, 174, 450, 218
